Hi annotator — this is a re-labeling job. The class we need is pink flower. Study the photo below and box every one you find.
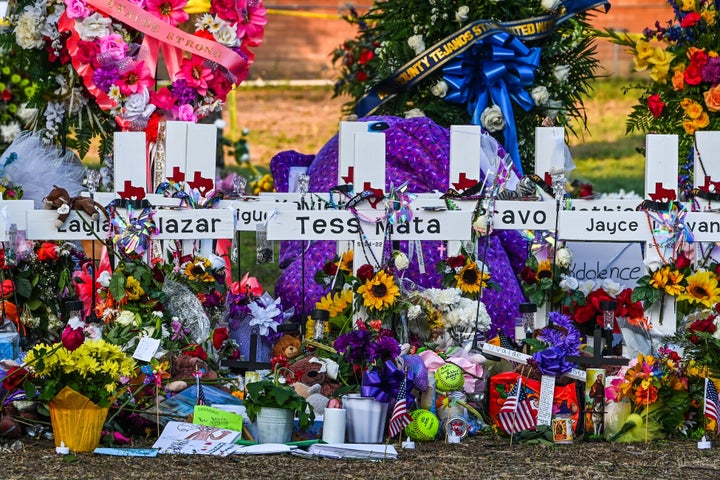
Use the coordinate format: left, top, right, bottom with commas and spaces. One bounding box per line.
146, 0, 189, 26
236, 3, 267, 46
172, 103, 197, 122
61, 325, 85, 351
117, 61, 154, 96
150, 87, 176, 111
98, 33, 128, 61
177, 57, 214, 96
64, 0, 92, 19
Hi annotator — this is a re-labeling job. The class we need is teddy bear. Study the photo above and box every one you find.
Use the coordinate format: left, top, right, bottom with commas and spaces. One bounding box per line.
272, 334, 302, 360
293, 383, 329, 416
287, 356, 341, 398
43, 185, 108, 229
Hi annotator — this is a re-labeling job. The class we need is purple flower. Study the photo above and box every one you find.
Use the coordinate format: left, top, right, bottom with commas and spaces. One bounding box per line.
369, 335, 400, 362
334, 329, 370, 364
532, 346, 573, 376
93, 66, 120, 92
702, 57, 720, 85
170, 80, 198, 105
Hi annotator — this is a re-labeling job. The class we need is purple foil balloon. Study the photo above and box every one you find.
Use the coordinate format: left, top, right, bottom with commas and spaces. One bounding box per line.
269, 116, 527, 336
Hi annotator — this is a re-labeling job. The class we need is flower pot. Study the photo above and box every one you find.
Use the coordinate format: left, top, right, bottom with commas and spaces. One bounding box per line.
48, 386, 109, 453
256, 407, 294, 444
343, 394, 388, 443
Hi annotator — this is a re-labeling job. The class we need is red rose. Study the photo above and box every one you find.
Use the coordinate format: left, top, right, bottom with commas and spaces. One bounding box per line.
355, 70, 368, 81
675, 253, 691, 269
356, 263, 375, 281
61, 325, 85, 351
681, 11, 702, 28
228, 348, 241, 360
212, 327, 229, 350
185, 344, 208, 361
194, 30, 215, 41
323, 261, 338, 276
647, 93, 665, 118
446, 255, 466, 269
689, 317, 716, 334
0, 89, 11, 102
37, 242, 59, 261
2, 366, 30, 391
75, 40, 100, 67
1, 279, 14, 297
520, 266, 537, 284
358, 50, 374, 65
685, 64, 704, 85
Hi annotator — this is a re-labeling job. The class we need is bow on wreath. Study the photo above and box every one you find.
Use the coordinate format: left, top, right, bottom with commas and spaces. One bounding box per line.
361, 359, 419, 404
443, 32, 541, 175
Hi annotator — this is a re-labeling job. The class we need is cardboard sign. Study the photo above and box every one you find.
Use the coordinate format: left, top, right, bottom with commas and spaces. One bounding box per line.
567, 241, 644, 287
193, 405, 246, 432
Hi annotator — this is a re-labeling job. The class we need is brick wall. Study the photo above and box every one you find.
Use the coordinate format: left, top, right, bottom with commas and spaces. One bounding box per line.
252, 1, 674, 80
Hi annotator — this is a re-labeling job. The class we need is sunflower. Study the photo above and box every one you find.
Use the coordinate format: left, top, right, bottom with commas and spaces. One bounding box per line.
357, 270, 399, 312
649, 266, 669, 290
536, 260, 553, 280
663, 268, 685, 296
183, 258, 214, 282
454, 261, 489, 295
339, 250, 354, 273
678, 271, 720, 308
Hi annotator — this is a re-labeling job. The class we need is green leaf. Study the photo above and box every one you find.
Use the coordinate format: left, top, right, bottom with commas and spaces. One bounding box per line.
22, 381, 36, 399
109, 272, 127, 302
15, 277, 32, 299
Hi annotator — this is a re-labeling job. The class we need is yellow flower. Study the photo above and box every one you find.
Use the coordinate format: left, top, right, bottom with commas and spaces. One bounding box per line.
315, 293, 335, 313
678, 270, 720, 308
184, 257, 214, 282
664, 268, 685, 296
125, 276, 145, 301
680, 0, 696, 11
650, 266, 669, 290
536, 260, 553, 280
331, 289, 353, 317
357, 270, 399, 311
634, 39, 654, 60
702, 8, 716, 25
648, 49, 674, 83
683, 99, 705, 119
339, 250, 353, 273
454, 261, 490, 295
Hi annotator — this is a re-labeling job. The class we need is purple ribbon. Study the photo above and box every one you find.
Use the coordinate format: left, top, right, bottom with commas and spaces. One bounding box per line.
531, 345, 574, 376
361, 359, 416, 404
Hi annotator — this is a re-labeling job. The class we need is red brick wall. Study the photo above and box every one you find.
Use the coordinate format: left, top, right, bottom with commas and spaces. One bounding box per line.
252, 1, 674, 80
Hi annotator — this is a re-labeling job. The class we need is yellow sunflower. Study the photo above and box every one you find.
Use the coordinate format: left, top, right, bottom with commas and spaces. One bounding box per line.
663, 268, 685, 296
339, 250, 354, 273
536, 260, 553, 280
454, 261, 489, 295
677, 271, 720, 308
184, 258, 214, 282
357, 270, 399, 311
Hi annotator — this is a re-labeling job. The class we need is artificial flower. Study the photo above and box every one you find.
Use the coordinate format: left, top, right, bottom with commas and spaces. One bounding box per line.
356, 270, 400, 312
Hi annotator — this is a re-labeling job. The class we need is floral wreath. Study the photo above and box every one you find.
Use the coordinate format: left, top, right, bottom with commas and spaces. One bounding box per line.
58, 0, 265, 130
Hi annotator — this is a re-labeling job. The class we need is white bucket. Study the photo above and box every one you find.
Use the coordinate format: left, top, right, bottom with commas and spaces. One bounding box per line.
343, 395, 388, 443
256, 407, 293, 444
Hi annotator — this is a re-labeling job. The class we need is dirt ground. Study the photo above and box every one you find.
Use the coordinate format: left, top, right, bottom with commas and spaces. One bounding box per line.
3, 433, 720, 480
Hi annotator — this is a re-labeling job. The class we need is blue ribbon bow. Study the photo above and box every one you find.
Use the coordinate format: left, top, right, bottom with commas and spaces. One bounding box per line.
443, 32, 541, 175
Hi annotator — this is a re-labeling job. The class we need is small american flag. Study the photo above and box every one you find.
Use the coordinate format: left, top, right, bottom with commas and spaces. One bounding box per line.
197, 382, 207, 406
704, 378, 719, 431
387, 370, 412, 438
497, 377, 537, 434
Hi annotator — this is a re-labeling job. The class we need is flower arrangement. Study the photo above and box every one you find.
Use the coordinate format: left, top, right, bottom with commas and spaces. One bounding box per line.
243, 356, 315, 430
332, 0, 609, 173
10, 240, 87, 343
527, 311, 582, 376
0, 0, 265, 157
674, 307, 720, 378
602, 0, 720, 193
23, 338, 136, 407
407, 286, 491, 349
436, 251, 498, 299
519, 245, 574, 307
606, 348, 691, 438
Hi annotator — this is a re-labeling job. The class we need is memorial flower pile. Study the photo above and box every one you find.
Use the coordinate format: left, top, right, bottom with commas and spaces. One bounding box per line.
603, 0, 720, 193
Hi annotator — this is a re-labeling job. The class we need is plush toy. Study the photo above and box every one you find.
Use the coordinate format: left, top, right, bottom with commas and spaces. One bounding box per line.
288, 356, 341, 398
43, 185, 108, 228
298, 383, 330, 416
272, 334, 301, 360
172, 354, 218, 381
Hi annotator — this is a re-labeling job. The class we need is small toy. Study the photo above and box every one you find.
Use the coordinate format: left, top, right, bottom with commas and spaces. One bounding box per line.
272, 334, 301, 360
43, 185, 108, 228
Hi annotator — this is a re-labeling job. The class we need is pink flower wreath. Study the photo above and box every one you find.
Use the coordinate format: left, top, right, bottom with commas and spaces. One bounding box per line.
58, 0, 266, 130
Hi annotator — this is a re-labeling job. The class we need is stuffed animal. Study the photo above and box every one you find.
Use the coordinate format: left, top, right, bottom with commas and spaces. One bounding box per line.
293, 383, 329, 416
288, 356, 341, 398
272, 334, 301, 360
43, 185, 108, 228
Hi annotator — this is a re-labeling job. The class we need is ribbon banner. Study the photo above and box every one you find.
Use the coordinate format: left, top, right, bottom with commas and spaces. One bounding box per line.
354, 0, 610, 172
83, 0, 248, 79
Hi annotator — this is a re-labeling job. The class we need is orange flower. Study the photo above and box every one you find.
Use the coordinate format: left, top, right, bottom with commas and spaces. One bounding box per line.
634, 384, 659, 405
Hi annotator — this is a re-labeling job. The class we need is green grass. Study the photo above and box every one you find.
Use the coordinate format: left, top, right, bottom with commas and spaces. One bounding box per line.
567, 78, 646, 195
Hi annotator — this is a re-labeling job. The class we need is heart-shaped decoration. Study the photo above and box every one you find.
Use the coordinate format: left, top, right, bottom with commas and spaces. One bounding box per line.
57, 0, 266, 130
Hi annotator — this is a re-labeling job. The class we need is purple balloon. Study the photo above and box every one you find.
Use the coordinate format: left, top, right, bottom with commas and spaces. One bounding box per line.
270, 116, 527, 336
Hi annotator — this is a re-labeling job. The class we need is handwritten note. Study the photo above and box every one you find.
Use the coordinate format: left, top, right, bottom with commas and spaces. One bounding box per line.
193, 405, 246, 432
536, 375, 555, 426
